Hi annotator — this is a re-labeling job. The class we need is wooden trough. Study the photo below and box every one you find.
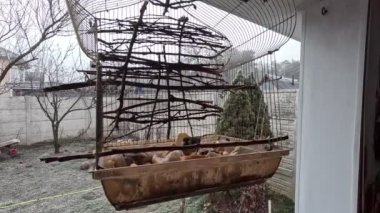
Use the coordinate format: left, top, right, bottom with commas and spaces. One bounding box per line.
93, 135, 289, 210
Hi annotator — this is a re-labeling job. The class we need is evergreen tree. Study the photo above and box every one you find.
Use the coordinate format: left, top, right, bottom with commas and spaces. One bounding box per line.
207, 73, 272, 213
216, 72, 272, 139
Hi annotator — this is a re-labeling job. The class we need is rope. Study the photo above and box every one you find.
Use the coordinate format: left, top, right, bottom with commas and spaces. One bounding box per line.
0, 186, 102, 209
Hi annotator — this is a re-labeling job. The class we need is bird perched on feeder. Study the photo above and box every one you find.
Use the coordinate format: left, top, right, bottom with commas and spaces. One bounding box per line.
163, 0, 170, 15
87, 19, 97, 34
175, 133, 201, 146
175, 133, 201, 155
183, 136, 201, 146
177, 16, 189, 28
175, 133, 190, 146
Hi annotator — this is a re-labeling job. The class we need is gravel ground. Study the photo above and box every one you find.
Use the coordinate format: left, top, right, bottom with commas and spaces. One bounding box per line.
0, 140, 198, 213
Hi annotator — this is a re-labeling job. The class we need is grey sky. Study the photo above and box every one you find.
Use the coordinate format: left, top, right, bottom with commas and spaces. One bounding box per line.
62, 35, 300, 65
53, 34, 300, 72
276, 39, 301, 62
51, 0, 301, 71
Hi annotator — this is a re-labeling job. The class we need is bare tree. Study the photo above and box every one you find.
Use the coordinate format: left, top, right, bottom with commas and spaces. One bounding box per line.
33, 45, 94, 153
0, 0, 69, 84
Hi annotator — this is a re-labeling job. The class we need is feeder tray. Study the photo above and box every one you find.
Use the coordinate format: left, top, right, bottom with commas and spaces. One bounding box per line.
96, 150, 288, 210
94, 135, 289, 210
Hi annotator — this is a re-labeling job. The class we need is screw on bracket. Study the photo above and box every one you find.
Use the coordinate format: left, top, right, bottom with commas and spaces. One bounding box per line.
321, 7, 328, 15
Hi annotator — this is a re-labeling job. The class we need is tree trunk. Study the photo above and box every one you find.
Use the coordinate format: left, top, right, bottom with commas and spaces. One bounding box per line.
52, 124, 60, 154
179, 198, 186, 213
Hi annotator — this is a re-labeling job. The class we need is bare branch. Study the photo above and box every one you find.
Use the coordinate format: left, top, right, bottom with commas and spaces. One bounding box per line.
31, 41, 94, 153
0, 0, 70, 83
35, 94, 54, 122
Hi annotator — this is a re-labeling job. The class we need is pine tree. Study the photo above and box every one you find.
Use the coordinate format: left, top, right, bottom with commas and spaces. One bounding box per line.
216, 72, 272, 139
207, 73, 272, 213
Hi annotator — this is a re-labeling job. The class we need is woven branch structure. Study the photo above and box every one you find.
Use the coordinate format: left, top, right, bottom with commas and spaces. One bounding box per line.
62, 0, 296, 144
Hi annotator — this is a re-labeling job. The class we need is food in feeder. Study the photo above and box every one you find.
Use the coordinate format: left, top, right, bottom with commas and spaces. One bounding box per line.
128, 153, 153, 165
152, 150, 184, 164
229, 146, 255, 156
122, 154, 134, 166
151, 154, 161, 164
198, 148, 214, 155
101, 135, 266, 169
214, 140, 227, 153
206, 152, 222, 158
100, 154, 129, 168
167, 151, 184, 161
181, 153, 206, 160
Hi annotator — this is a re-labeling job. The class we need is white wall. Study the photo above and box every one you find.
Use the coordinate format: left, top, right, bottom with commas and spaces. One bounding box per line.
296, 0, 368, 212
0, 96, 95, 145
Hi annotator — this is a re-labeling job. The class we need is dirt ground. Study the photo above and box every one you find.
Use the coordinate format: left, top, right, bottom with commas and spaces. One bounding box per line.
0, 140, 196, 213
0, 140, 293, 213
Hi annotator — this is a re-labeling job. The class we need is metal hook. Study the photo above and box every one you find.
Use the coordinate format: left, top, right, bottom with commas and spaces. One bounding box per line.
321, 7, 328, 15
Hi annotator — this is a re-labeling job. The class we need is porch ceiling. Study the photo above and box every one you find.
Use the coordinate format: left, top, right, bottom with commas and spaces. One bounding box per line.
202, 0, 304, 41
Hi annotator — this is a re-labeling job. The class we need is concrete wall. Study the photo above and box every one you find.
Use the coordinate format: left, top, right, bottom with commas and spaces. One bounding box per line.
0, 96, 95, 145
296, 0, 368, 212
1, 90, 298, 199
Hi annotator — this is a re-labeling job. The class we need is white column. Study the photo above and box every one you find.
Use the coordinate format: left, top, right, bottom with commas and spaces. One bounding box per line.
296, 0, 369, 212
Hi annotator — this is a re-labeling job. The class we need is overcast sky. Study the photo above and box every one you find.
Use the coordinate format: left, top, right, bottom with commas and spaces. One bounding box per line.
54, 0, 301, 68
276, 39, 301, 62
53, 33, 300, 73
50, 0, 301, 71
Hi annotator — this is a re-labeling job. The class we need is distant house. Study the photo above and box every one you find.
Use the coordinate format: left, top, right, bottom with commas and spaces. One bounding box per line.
260, 74, 299, 91
0, 47, 26, 84
0, 47, 44, 96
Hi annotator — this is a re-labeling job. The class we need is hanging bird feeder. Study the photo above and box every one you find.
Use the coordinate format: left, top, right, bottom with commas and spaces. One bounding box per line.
41, 0, 296, 210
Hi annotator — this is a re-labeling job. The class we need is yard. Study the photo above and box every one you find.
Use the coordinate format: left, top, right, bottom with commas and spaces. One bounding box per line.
0, 140, 190, 213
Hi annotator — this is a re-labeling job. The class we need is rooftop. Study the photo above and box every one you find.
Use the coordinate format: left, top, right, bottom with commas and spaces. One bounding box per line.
0, 47, 19, 60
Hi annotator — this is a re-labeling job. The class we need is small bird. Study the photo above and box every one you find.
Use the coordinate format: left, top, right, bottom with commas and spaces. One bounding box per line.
177, 16, 189, 28
130, 21, 138, 28
174, 133, 201, 146
183, 137, 201, 146
174, 133, 201, 155
182, 136, 201, 156
175, 133, 189, 146
87, 19, 97, 33
169, 94, 176, 101
163, 0, 170, 15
